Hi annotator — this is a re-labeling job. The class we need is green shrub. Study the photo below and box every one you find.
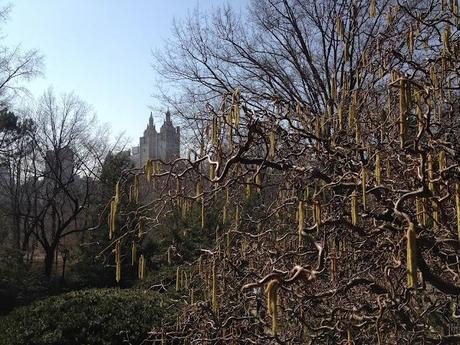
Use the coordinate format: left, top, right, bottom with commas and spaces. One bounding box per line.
0, 248, 50, 314
0, 288, 170, 345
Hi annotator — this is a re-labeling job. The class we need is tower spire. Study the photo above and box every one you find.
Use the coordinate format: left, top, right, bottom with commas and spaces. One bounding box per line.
149, 112, 154, 127
165, 109, 171, 123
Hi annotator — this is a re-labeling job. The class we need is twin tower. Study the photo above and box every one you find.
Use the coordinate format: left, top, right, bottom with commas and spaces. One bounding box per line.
131, 110, 180, 167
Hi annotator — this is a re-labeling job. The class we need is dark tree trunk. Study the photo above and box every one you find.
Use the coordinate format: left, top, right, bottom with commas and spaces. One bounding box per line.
44, 247, 55, 278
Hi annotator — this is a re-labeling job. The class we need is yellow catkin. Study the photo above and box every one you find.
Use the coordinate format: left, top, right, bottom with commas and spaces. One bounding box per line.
245, 179, 251, 200
269, 131, 276, 158
348, 91, 357, 129
265, 279, 279, 336
298, 200, 305, 246
133, 174, 139, 203
176, 178, 181, 194
212, 262, 217, 311
361, 168, 367, 210
415, 92, 423, 132
167, 246, 171, 265
428, 153, 434, 192
115, 240, 121, 283
255, 171, 262, 191
443, 25, 451, 53
138, 254, 145, 280
407, 25, 414, 54
190, 288, 194, 305
138, 218, 145, 238
439, 150, 446, 171
456, 183, 460, 240
338, 102, 344, 130
370, 0, 376, 17
416, 197, 426, 226
314, 201, 321, 231
114, 181, 120, 204
351, 190, 358, 226
176, 267, 180, 292
201, 197, 205, 229
233, 88, 240, 127
145, 160, 153, 183
131, 241, 136, 266
336, 17, 344, 40
375, 152, 381, 185
399, 78, 407, 149
315, 116, 321, 148
407, 223, 417, 288
195, 182, 202, 198
331, 75, 337, 101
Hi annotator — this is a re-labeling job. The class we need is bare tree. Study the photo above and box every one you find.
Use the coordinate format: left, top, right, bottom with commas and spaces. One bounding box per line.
101, 0, 460, 343
0, 5, 42, 104
11, 89, 115, 277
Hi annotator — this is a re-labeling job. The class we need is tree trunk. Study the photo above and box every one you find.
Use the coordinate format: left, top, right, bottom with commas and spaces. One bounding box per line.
44, 248, 55, 278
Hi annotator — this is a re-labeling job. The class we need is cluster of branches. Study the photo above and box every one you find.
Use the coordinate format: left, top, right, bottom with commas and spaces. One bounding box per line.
106, 0, 460, 343
0, 89, 125, 277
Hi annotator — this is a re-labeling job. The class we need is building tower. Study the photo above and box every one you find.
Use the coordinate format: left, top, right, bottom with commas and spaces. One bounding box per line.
131, 110, 180, 167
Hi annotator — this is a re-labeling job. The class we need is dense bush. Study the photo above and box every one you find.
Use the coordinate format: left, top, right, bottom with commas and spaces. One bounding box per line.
0, 288, 170, 345
0, 248, 50, 315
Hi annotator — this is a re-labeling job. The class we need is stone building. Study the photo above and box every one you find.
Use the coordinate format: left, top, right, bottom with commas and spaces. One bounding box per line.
131, 110, 180, 167
44, 146, 75, 183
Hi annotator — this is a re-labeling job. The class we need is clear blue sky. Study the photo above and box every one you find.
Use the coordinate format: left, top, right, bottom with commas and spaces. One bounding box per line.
4, 0, 247, 145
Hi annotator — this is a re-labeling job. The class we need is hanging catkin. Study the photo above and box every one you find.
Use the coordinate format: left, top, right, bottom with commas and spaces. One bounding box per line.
370, 0, 376, 17
245, 178, 251, 200
255, 170, 262, 192
133, 174, 139, 203
456, 183, 460, 240
428, 153, 434, 192
109, 197, 117, 239
375, 152, 381, 185
114, 181, 120, 204
407, 223, 417, 288
265, 279, 280, 335
336, 16, 344, 40
235, 205, 240, 228
138, 254, 145, 279
176, 267, 180, 292
233, 88, 240, 127
416, 197, 426, 226
361, 168, 367, 210
314, 200, 321, 231
145, 160, 153, 183
131, 241, 137, 266
201, 197, 205, 229
269, 131, 276, 158
330, 75, 337, 101
439, 150, 446, 171
115, 240, 121, 283
298, 200, 305, 246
